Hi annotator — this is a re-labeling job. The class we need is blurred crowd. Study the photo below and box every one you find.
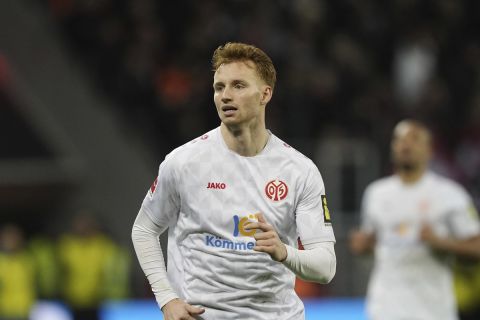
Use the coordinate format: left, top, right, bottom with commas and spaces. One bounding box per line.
40, 0, 480, 209
0, 213, 131, 320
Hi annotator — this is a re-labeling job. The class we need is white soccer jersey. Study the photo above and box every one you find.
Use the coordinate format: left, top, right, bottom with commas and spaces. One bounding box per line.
361, 171, 480, 320
140, 127, 335, 319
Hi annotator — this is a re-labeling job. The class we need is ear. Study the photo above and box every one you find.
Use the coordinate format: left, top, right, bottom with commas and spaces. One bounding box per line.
260, 86, 272, 106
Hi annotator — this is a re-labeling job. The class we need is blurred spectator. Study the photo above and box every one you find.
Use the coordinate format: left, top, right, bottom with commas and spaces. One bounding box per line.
394, 29, 437, 107
0, 224, 36, 320
29, 233, 60, 299
58, 212, 129, 320
103, 243, 131, 301
41, 0, 480, 169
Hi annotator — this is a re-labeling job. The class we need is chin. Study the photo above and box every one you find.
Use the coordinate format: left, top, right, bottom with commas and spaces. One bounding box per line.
396, 162, 418, 172
221, 117, 242, 126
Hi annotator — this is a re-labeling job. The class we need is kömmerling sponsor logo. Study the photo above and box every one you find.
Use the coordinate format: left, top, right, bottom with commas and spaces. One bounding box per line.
205, 235, 254, 251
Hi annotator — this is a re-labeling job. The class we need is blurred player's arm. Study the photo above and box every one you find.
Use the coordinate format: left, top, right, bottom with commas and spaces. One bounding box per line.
349, 229, 376, 255
421, 203, 480, 259
132, 209, 204, 319
350, 185, 376, 255
420, 225, 480, 259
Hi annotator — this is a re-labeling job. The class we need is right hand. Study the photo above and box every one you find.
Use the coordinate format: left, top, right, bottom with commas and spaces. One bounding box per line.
161, 298, 205, 320
349, 229, 375, 255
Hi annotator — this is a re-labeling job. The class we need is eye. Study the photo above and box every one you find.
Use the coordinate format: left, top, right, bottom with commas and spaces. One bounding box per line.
234, 83, 245, 89
214, 85, 224, 92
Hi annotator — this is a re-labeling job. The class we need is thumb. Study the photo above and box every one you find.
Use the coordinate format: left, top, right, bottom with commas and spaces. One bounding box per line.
257, 212, 267, 224
186, 304, 205, 315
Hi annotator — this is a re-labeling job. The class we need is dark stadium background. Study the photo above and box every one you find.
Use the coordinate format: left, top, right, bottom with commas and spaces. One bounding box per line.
1, 0, 479, 319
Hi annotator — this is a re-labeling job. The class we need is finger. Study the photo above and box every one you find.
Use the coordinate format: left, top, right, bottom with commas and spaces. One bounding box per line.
253, 245, 270, 253
254, 231, 275, 240
257, 213, 275, 232
257, 212, 267, 223
243, 221, 257, 230
245, 221, 273, 232
255, 239, 276, 247
186, 304, 205, 315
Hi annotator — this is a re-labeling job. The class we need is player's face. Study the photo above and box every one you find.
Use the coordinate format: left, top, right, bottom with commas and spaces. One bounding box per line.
391, 124, 431, 171
213, 61, 271, 127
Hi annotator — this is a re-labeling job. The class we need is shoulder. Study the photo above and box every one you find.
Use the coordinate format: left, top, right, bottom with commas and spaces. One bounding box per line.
270, 134, 317, 170
427, 171, 470, 201
364, 175, 397, 196
162, 128, 219, 168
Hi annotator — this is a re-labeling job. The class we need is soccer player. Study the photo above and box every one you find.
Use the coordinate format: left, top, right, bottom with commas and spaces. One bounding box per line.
350, 120, 480, 320
131, 42, 336, 319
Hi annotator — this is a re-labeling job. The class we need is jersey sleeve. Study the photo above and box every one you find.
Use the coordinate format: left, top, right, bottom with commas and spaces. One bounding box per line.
446, 186, 480, 239
295, 161, 336, 245
140, 154, 180, 228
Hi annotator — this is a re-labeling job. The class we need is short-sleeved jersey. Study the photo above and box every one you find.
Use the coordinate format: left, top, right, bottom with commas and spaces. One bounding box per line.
141, 127, 335, 319
361, 171, 480, 320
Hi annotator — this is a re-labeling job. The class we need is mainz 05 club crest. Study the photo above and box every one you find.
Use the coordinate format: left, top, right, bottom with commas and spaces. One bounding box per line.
265, 180, 288, 201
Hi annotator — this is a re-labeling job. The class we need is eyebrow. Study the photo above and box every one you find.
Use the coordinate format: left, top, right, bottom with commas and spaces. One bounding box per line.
213, 79, 248, 87
232, 79, 247, 85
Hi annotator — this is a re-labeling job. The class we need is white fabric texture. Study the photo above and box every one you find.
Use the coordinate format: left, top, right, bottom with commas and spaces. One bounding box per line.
133, 127, 336, 319
361, 171, 480, 320
132, 210, 336, 308
131, 209, 178, 308
283, 242, 336, 283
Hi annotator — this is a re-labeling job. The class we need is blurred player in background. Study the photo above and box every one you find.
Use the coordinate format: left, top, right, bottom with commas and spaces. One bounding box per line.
132, 42, 336, 319
350, 119, 480, 320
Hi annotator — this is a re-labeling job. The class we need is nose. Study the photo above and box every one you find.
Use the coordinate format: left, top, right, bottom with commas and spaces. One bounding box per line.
397, 138, 415, 156
221, 87, 232, 103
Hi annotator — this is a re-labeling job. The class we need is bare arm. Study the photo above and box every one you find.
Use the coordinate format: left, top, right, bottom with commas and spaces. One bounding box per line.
420, 225, 480, 259
349, 229, 376, 255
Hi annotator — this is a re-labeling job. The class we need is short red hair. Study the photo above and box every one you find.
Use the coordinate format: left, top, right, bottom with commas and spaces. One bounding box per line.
212, 42, 276, 90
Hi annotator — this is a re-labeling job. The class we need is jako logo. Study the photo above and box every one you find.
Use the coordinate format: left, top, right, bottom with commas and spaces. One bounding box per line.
265, 180, 288, 201
207, 182, 226, 189
233, 213, 260, 237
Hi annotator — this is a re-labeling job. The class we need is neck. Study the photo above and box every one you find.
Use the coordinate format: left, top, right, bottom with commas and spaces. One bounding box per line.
220, 121, 269, 157
397, 166, 427, 184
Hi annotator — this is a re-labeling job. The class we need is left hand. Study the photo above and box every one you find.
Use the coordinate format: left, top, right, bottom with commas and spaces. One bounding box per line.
244, 213, 287, 262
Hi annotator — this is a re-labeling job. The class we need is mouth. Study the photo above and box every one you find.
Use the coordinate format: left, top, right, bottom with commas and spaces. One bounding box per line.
221, 105, 238, 116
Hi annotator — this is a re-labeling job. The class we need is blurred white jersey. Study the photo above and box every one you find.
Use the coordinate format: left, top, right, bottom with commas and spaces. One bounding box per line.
361, 172, 480, 320
141, 127, 335, 319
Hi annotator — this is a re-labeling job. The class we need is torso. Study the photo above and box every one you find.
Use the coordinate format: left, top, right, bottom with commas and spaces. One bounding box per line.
160, 127, 334, 319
